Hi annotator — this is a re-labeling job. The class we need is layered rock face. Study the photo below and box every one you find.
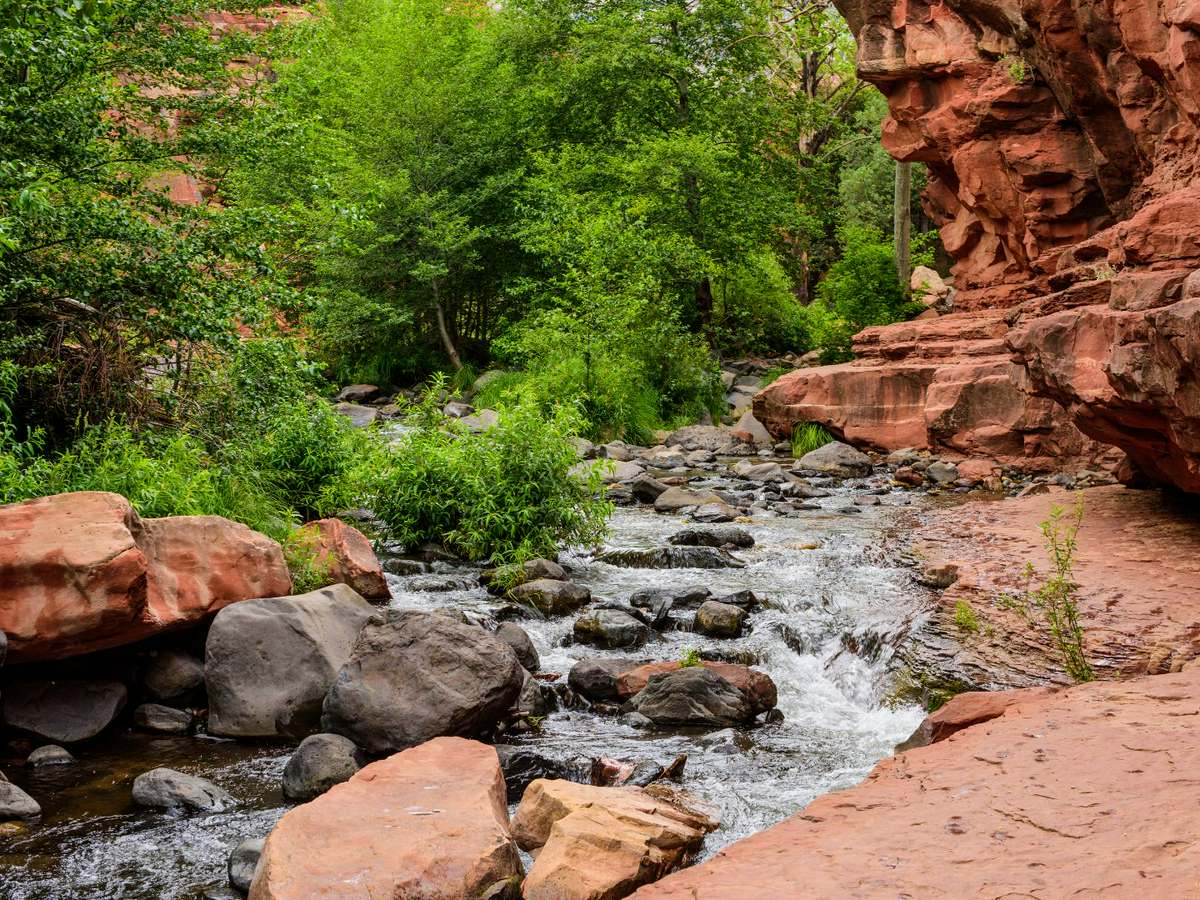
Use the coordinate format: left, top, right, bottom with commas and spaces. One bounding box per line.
758, 0, 1200, 487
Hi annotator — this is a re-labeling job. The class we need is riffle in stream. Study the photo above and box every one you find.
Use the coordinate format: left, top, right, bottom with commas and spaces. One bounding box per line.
2, 467, 928, 898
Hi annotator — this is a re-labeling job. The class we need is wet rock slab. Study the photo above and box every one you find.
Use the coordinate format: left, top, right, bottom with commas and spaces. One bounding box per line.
635, 669, 1200, 898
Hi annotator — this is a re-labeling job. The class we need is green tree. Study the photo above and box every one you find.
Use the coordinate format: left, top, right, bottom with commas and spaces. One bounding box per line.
0, 0, 289, 443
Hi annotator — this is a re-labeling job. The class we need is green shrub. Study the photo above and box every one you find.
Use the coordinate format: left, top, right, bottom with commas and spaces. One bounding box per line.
284, 526, 336, 593
679, 648, 702, 668
367, 381, 612, 563
792, 423, 834, 458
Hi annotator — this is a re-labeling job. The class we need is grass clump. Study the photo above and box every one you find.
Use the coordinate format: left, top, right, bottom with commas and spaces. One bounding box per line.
999, 495, 1094, 683
679, 648, 703, 668
792, 422, 835, 458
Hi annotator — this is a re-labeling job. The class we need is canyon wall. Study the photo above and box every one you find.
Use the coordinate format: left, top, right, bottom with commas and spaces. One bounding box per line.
758, 0, 1200, 488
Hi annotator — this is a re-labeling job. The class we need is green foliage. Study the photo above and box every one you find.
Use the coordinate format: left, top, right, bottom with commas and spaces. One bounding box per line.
1005, 55, 1028, 84
807, 225, 924, 361
679, 648, 703, 668
367, 380, 612, 564
0, 0, 293, 443
954, 599, 981, 634
999, 496, 1094, 683
792, 422, 834, 458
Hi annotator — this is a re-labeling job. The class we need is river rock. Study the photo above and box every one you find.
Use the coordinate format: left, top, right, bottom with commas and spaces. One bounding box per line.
132, 767, 233, 813
133, 703, 192, 734
595, 547, 746, 569
333, 384, 382, 404
733, 461, 785, 482
629, 586, 711, 611
142, 649, 205, 704
513, 779, 718, 900
3, 680, 127, 743
796, 441, 873, 477
568, 658, 644, 703
249, 738, 523, 900
573, 609, 651, 650
205, 584, 375, 739
572, 459, 643, 484
508, 579, 592, 616
0, 492, 291, 663
320, 611, 523, 754
281, 733, 363, 802
925, 460, 960, 484
26, 745, 75, 768
663, 425, 738, 453
731, 411, 772, 445
514, 669, 557, 719
0, 777, 40, 820
495, 746, 590, 801
652, 487, 728, 513
299, 518, 389, 600
482, 559, 565, 593
629, 473, 670, 503
495, 622, 540, 672
460, 408, 500, 432
711, 589, 760, 611
628, 668, 752, 728
617, 662, 777, 715
692, 503, 736, 523
693, 601, 746, 638
228, 837, 264, 894
667, 526, 754, 549
332, 402, 378, 428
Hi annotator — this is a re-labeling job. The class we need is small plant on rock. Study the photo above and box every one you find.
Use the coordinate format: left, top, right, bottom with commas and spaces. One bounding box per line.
954, 599, 980, 634
679, 648, 703, 668
283, 527, 334, 594
999, 494, 1094, 683
1004, 55, 1028, 83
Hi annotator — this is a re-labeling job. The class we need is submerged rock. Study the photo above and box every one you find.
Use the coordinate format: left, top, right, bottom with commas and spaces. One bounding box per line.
250, 738, 523, 899
320, 611, 523, 755
26, 745, 75, 768
132, 768, 233, 813
205, 584, 375, 739
228, 837, 264, 894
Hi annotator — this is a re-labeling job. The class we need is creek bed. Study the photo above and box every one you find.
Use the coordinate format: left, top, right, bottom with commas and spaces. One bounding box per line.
1, 466, 928, 898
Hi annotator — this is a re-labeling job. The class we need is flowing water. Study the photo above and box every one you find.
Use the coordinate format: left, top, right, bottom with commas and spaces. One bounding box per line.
1, 463, 928, 898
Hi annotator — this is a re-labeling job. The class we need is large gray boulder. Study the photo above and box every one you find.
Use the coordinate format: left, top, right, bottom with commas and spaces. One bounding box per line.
205, 584, 375, 739
141, 649, 205, 703
321, 611, 523, 755
797, 441, 873, 476
3, 681, 127, 743
496, 622, 540, 672
628, 667, 753, 728
132, 768, 233, 813
282, 733, 363, 802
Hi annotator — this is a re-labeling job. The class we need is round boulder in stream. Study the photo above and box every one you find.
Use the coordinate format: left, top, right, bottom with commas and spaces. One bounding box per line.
495, 622, 540, 671
131, 767, 233, 813
321, 611, 524, 755
2, 680, 127, 743
668, 526, 755, 549
627, 667, 752, 728
594, 546, 746, 569
693, 600, 747, 638
567, 658, 645, 703
573, 608, 651, 649
282, 733, 363, 802
507, 578, 592, 616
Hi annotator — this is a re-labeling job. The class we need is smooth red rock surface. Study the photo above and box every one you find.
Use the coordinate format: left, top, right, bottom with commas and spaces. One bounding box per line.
0, 492, 291, 663
759, 1, 1200, 490
301, 518, 389, 600
249, 737, 523, 900
636, 668, 1200, 898
909, 485, 1200, 689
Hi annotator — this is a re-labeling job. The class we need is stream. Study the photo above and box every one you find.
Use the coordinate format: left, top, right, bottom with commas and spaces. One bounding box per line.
1, 462, 929, 898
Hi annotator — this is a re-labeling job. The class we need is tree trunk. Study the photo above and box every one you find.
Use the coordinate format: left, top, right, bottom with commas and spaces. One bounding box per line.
894, 161, 912, 292
432, 282, 462, 371
695, 277, 715, 338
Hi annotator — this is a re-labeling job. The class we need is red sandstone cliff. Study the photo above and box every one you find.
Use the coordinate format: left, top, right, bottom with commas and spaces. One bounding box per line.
758, 0, 1200, 488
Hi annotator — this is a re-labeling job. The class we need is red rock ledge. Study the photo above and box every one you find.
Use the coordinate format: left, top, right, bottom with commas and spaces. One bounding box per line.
635, 668, 1200, 898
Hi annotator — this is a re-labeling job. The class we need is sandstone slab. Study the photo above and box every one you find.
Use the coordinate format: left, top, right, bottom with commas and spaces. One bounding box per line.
249, 737, 523, 899
300, 518, 389, 600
